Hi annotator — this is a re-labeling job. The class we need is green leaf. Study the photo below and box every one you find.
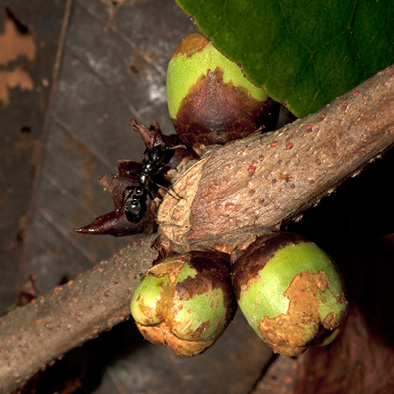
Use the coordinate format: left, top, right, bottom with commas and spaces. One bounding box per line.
175, 0, 394, 118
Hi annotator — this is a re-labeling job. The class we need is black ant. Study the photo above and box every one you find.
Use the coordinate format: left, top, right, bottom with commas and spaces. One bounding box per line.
122, 142, 185, 222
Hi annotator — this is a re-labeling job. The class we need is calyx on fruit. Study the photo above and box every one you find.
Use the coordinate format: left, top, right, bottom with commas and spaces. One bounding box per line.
232, 233, 348, 357
130, 251, 235, 356
166, 33, 279, 147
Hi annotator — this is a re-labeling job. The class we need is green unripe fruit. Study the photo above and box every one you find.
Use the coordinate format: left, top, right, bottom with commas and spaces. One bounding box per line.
232, 233, 348, 357
131, 252, 235, 357
166, 33, 279, 147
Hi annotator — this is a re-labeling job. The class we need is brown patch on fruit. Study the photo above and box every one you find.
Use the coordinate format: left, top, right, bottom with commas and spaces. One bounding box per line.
136, 322, 213, 357
259, 271, 331, 357
172, 33, 209, 58
193, 320, 211, 337
232, 233, 308, 300
174, 252, 235, 324
172, 67, 278, 146
134, 292, 163, 326
176, 252, 230, 298
150, 259, 184, 283
322, 311, 336, 328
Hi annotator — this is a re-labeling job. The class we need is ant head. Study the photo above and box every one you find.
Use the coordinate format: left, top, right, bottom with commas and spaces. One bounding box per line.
150, 150, 163, 163
150, 145, 172, 164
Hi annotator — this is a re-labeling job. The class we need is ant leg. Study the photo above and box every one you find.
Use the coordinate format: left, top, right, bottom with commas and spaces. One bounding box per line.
170, 144, 187, 151
155, 182, 183, 201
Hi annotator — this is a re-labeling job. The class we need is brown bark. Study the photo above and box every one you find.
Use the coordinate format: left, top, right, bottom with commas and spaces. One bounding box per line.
0, 66, 393, 393
0, 236, 158, 393
158, 66, 394, 254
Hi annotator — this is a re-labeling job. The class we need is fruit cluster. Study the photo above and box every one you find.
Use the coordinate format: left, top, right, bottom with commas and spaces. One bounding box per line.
76, 32, 348, 357
131, 232, 347, 357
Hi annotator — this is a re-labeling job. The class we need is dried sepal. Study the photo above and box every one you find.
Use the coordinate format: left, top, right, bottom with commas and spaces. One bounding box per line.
74, 172, 158, 236
74, 120, 197, 237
